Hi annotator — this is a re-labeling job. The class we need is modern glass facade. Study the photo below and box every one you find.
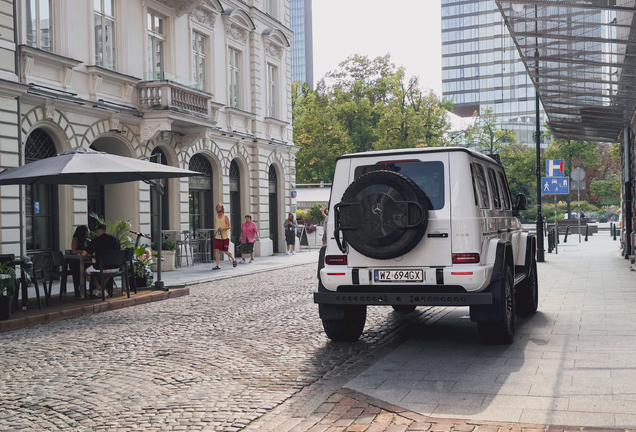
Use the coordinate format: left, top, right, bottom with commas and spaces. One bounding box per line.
290, 0, 313, 88
441, 0, 547, 146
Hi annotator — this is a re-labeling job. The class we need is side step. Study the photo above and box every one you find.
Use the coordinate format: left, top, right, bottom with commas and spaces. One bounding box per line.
513, 266, 528, 286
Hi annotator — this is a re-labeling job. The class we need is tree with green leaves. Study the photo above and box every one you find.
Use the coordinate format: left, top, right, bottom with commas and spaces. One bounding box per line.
466, 108, 517, 154
499, 143, 537, 206
293, 81, 350, 183
374, 72, 453, 150
591, 178, 621, 206
293, 54, 454, 182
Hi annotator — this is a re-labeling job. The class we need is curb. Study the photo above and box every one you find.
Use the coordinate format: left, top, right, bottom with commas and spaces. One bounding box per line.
0, 287, 189, 332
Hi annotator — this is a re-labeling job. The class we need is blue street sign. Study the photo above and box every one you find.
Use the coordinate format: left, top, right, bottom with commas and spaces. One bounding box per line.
542, 177, 569, 195
546, 159, 565, 177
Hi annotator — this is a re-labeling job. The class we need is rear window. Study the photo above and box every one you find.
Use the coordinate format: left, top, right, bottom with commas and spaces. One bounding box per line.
354, 161, 445, 210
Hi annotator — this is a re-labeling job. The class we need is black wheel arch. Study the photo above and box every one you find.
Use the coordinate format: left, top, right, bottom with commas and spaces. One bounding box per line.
470, 240, 513, 323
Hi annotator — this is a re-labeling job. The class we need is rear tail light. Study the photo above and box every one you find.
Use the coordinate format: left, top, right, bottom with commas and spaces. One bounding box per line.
325, 255, 348, 265
452, 253, 480, 264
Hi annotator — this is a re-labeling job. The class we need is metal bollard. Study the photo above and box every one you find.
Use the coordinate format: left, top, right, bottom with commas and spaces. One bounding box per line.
610, 223, 614, 237
585, 225, 589, 242
548, 229, 554, 253
614, 224, 617, 241
563, 226, 569, 243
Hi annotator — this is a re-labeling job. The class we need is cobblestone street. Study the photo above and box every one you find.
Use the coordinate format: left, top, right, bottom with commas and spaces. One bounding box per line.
0, 263, 438, 431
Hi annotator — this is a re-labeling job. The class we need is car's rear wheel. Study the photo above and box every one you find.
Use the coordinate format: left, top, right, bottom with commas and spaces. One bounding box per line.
477, 264, 515, 344
515, 254, 538, 316
339, 170, 430, 260
322, 305, 366, 342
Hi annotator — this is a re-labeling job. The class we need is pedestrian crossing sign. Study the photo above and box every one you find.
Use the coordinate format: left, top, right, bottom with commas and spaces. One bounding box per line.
542, 177, 569, 195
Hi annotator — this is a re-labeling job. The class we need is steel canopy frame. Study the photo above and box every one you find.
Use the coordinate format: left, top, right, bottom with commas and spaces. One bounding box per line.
496, 0, 636, 143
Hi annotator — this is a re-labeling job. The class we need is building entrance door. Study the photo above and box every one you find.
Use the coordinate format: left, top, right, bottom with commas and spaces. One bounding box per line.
229, 160, 241, 256
25, 129, 58, 254
268, 165, 278, 253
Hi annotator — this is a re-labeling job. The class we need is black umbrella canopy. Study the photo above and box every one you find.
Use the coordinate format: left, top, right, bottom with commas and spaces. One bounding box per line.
0, 147, 202, 186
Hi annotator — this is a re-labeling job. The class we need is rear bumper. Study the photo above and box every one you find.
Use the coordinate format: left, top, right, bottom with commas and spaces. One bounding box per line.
320, 265, 491, 292
313, 291, 492, 307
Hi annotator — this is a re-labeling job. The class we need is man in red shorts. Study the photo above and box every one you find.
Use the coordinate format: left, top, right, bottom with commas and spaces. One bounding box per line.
212, 203, 237, 270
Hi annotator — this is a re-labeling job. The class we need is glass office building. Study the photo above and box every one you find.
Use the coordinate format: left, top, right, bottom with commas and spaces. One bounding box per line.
290, 0, 314, 88
441, 0, 547, 146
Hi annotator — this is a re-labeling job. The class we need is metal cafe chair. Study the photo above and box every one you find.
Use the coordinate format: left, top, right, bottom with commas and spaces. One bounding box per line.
31, 254, 50, 308
51, 251, 74, 300
195, 229, 212, 263
175, 230, 193, 267
88, 250, 129, 301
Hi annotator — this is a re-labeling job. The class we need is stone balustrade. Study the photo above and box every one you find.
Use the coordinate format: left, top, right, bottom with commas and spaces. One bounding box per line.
138, 80, 213, 119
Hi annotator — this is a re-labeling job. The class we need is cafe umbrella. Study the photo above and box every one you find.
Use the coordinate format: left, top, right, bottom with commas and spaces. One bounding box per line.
0, 147, 203, 289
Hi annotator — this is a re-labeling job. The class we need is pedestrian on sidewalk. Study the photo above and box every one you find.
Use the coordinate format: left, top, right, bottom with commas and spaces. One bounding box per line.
239, 214, 259, 263
69, 225, 90, 294
212, 204, 237, 270
321, 204, 329, 246
283, 213, 297, 255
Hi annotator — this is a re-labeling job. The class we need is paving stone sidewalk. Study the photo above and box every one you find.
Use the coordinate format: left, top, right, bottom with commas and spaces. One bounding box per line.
250, 388, 635, 432
247, 235, 636, 431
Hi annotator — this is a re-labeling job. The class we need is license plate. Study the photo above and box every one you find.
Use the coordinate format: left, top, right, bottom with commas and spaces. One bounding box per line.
374, 269, 423, 282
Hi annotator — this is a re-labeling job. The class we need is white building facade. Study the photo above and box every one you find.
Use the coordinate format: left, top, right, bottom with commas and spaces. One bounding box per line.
0, 0, 297, 258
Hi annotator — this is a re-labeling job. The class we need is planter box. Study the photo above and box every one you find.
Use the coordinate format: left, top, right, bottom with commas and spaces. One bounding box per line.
0, 295, 12, 321
150, 250, 176, 272
129, 276, 150, 288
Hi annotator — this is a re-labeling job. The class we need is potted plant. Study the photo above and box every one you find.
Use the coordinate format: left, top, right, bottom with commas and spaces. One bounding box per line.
89, 213, 134, 248
0, 261, 16, 321
151, 239, 176, 272
130, 247, 154, 288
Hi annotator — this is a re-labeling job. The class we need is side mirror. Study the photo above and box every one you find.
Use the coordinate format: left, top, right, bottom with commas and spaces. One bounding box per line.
512, 193, 527, 216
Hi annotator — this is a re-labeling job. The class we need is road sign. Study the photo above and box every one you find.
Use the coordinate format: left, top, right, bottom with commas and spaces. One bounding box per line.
571, 180, 586, 190
571, 167, 586, 181
542, 177, 570, 195
546, 159, 565, 177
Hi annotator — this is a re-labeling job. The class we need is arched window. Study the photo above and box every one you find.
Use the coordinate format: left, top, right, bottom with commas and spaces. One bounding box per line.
188, 154, 213, 234
25, 129, 58, 252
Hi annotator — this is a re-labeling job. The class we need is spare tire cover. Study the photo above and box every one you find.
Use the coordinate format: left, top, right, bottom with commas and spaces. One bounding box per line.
339, 170, 429, 260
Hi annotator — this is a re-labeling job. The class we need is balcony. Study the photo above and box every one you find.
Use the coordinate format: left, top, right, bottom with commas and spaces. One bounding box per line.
138, 73, 221, 125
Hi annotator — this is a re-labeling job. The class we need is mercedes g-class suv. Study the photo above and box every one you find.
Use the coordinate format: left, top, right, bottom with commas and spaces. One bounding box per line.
314, 147, 538, 344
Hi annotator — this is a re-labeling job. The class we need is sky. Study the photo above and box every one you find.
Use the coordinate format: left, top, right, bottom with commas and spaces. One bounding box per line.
311, 0, 443, 96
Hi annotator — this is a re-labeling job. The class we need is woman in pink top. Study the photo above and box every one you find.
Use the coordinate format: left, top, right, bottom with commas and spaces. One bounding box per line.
239, 214, 260, 263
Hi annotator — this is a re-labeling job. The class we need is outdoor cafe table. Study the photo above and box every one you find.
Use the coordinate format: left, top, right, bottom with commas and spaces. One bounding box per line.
63, 254, 94, 298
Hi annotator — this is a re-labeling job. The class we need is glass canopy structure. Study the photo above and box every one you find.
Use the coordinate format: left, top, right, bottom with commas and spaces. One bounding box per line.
495, 0, 636, 143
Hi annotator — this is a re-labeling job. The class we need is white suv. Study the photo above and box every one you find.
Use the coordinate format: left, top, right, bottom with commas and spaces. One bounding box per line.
314, 147, 538, 344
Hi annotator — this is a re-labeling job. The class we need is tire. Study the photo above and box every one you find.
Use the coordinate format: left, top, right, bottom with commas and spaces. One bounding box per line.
516, 255, 538, 316
392, 305, 417, 313
322, 305, 366, 342
339, 170, 430, 260
477, 265, 515, 344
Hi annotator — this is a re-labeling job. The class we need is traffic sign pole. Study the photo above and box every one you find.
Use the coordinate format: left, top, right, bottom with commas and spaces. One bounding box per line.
554, 195, 558, 254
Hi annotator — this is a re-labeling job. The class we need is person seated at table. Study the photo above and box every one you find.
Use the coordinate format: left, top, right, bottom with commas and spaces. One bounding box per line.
68, 225, 90, 294
82, 224, 120, 297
